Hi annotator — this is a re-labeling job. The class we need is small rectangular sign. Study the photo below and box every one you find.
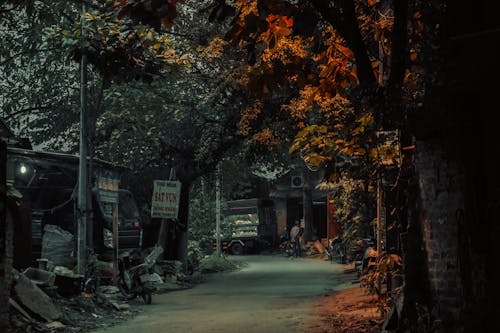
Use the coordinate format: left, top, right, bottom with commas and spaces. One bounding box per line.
96, 169, 120, 203
151, 180, 181, 219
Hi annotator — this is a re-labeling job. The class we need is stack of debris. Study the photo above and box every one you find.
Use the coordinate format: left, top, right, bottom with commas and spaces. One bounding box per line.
303, 240, 329, 259
6, 225, 195, 332
8, 267, 138, 333
6, 225, 138, 333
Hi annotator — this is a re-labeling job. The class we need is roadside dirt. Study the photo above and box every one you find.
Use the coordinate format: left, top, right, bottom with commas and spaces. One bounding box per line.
307, 279, 384, 333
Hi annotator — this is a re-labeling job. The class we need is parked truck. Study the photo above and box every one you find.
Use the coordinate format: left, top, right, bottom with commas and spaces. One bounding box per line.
214, 198, 277, 255
6, 146, 143, 266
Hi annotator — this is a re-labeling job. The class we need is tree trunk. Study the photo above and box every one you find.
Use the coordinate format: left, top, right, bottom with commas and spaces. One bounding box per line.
399, 180, 430, 330
404, 140, 465, 331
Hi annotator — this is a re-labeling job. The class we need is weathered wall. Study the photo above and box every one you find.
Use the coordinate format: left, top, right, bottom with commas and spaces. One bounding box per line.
274, 199, 287, 238
415, 140, 464, 329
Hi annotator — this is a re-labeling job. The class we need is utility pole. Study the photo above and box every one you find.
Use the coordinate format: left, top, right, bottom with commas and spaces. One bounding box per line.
376, 38, 384, 255
215, 163, 221, 257
77, 3, 88, 276
376, 177, 382, 254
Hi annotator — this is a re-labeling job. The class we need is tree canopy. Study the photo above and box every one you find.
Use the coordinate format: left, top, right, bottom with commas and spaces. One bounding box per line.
193, 0, 429, 183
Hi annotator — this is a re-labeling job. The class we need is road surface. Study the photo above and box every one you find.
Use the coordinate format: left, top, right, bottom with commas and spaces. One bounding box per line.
91, 255, 357, 333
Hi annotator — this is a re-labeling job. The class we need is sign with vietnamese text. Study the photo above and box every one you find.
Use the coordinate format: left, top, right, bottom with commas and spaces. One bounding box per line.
151, 180, 181, 219
96, 169, 120, 204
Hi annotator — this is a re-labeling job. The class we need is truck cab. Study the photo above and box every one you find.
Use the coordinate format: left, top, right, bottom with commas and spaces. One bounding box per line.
96, 188, 143, 250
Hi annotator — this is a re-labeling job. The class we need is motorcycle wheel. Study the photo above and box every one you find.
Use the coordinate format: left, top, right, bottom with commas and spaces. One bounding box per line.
117, 272, 137, 300
142, 292, 152, 304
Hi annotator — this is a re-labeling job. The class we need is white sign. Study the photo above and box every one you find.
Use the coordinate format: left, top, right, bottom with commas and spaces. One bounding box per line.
96, 169, 120, 203
151, 180, 181, 219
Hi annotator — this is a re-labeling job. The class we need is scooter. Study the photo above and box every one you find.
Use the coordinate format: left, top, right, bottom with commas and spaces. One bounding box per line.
351, 238, 375, 277
280, 239, 295, 257
117, 245, 163, 304
327, 236, 346, 264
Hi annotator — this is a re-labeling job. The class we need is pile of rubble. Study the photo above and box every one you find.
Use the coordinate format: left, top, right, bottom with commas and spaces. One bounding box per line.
6, 259, 195, 333
5, 226, 192, 333
7, 268, 139, 333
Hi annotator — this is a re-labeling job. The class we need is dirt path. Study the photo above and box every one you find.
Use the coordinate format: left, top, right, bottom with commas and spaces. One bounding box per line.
89, 255, 358, 333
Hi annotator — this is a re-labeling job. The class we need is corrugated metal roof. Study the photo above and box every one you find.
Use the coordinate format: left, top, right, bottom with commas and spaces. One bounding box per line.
7, 146, 127, 171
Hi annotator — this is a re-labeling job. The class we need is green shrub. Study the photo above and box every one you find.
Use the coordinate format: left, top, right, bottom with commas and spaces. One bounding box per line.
198, 254, 239, 273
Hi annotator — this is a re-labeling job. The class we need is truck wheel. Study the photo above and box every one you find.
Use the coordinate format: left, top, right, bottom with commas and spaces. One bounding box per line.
230, 243, 244, 255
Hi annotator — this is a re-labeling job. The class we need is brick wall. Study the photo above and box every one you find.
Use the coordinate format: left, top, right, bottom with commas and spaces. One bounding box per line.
415, 140, 464, 328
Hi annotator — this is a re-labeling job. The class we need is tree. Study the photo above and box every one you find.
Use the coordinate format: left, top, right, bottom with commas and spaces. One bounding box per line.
211, 0, 416, 177
95, 69, 243, 264
195, 0, 500, 331
2, 0, 253, 268
87, 0, 271, 265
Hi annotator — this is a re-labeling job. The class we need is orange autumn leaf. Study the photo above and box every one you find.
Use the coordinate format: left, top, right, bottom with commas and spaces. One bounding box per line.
335, 44, 354, 58
266, 14, 280, 30
283, 16, 293, 28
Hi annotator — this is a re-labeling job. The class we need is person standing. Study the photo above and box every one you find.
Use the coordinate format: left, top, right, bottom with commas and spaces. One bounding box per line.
290, 221, 303, 258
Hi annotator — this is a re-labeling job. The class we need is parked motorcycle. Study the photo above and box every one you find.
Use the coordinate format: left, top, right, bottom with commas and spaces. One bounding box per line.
117, 245, 163, 304
280, 239, 295, 257
353, 239, 377, 277
326, 236, 346, 264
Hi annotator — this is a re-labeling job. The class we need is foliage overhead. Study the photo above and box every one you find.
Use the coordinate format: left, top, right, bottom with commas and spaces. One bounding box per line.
43, 0, 189, 84
198, 0, 428, 183
0, 1, 91, 148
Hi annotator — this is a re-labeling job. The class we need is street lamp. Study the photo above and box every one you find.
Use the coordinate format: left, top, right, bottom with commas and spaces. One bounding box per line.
19, 164, 27, 174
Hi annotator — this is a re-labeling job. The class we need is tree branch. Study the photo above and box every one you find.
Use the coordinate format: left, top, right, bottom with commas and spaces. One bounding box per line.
4, 105, 53, 120
386, 0, 409, 129
310, 0, 377, 87
0, 47, 58, 67
388, 0, 409, 87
